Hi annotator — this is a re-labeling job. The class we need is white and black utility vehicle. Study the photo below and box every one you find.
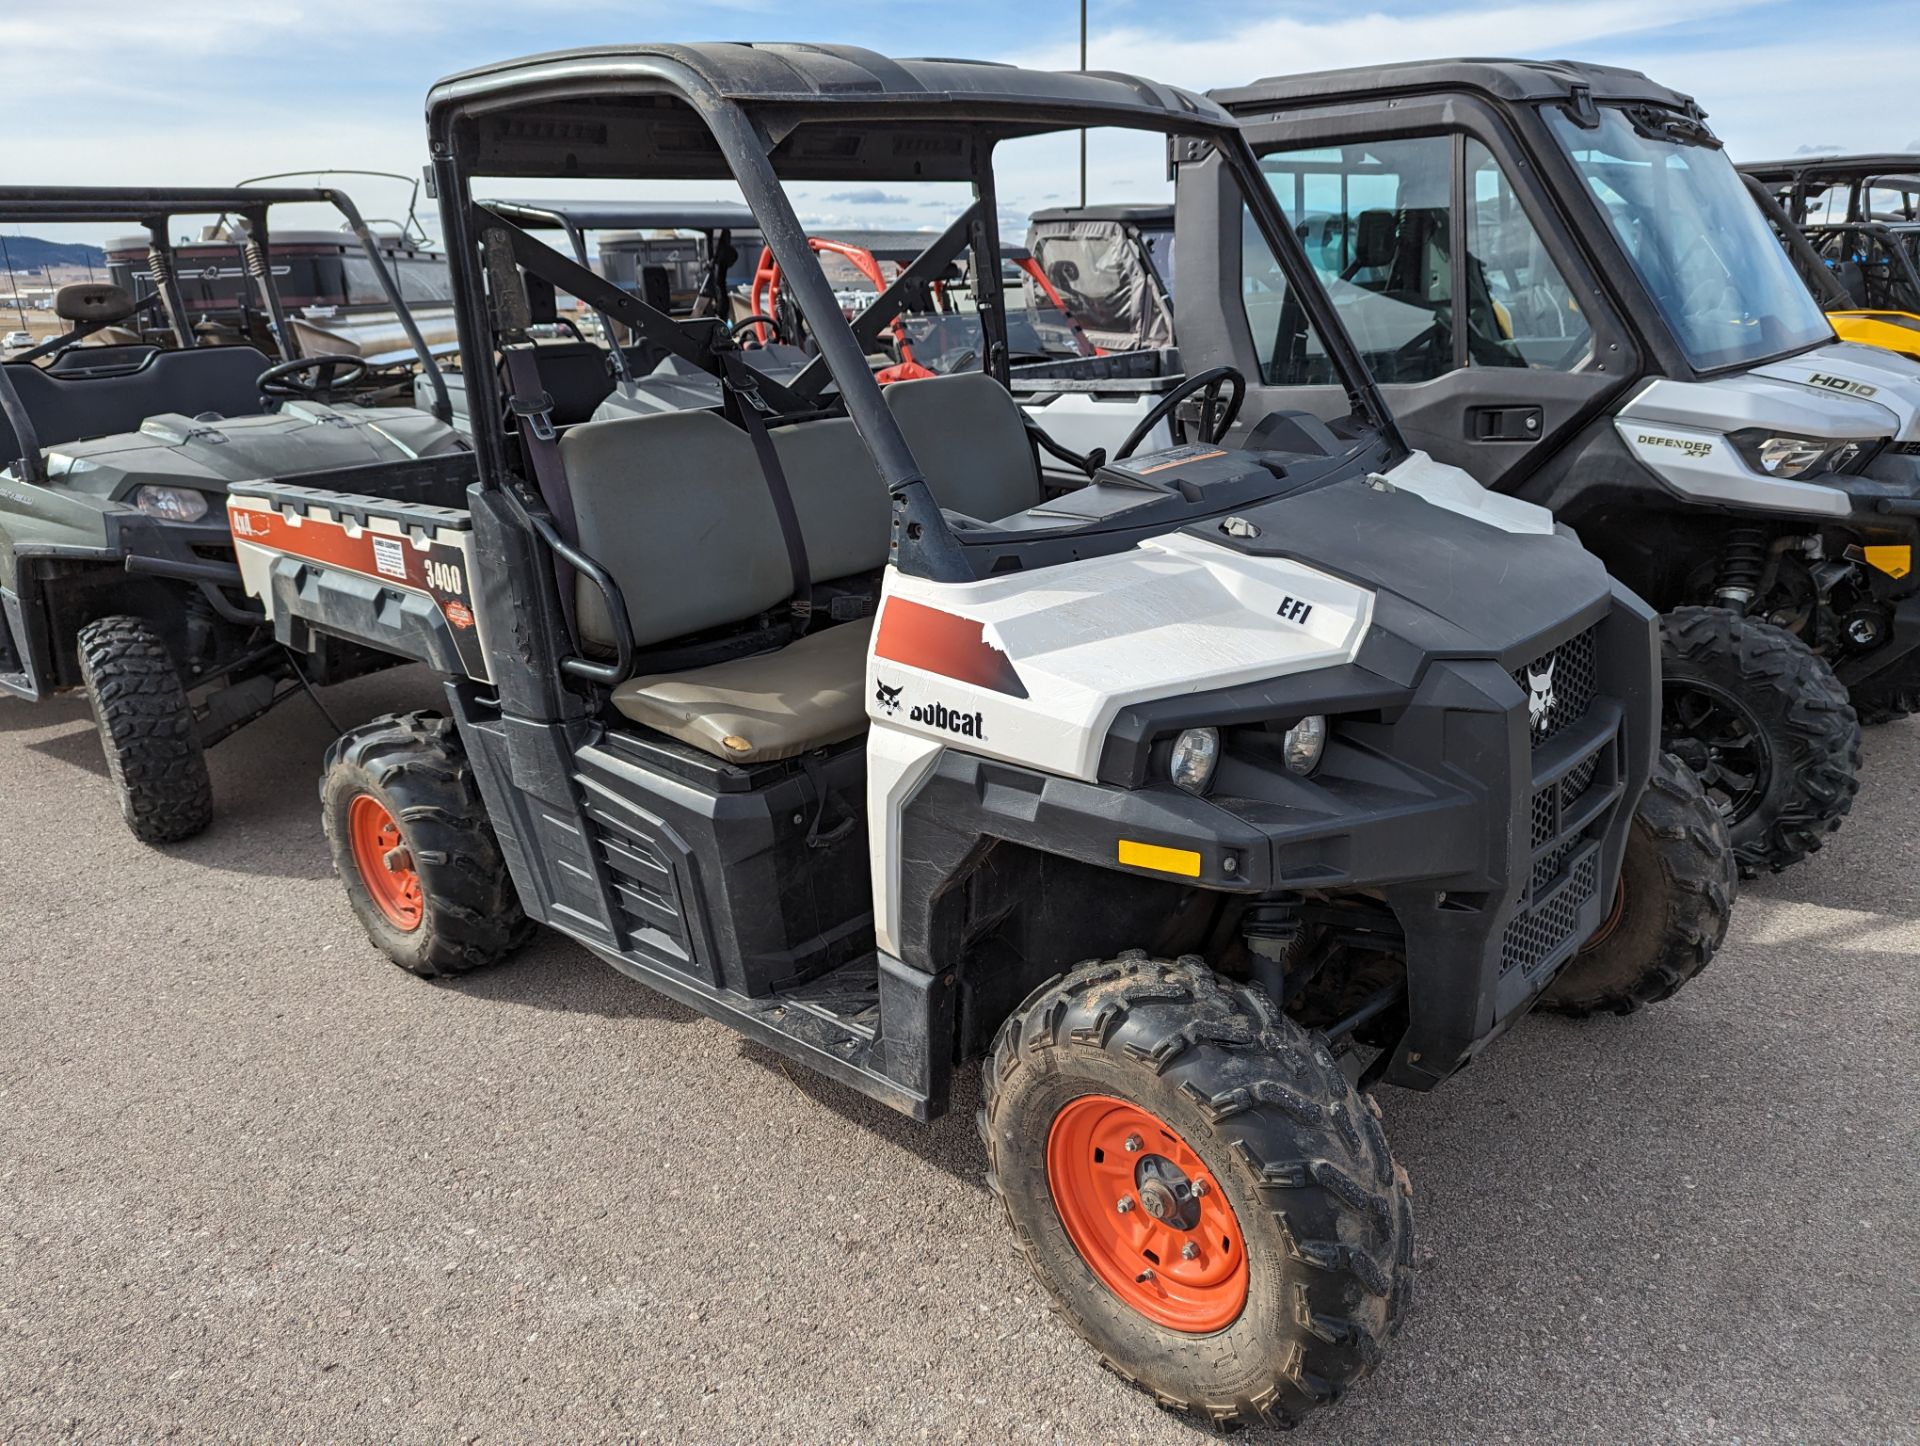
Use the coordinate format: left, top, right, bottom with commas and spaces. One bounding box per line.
226, 45, 1731, 1427
1165, 59, 1920, 875
0, 186, 466, 843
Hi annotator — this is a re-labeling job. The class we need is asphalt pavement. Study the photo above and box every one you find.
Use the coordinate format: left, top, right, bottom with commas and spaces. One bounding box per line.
1, 666, 1915, 1442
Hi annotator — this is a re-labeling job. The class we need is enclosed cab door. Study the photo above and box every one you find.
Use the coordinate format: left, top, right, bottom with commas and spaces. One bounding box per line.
1178, 97, 1640, 492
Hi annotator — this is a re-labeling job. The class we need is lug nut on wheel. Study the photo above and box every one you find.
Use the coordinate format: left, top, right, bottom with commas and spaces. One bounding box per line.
1116, 1196, 1134, 1214
1124, 1134, 1143, 1152
1181, 1241, 1199, 1260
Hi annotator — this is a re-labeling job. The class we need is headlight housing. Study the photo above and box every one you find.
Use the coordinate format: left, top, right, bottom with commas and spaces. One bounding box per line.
1282, 715, 1328, 775
1728, 429, 1876, 481
1168, 727, 1220, 795
131, 485, 210, 523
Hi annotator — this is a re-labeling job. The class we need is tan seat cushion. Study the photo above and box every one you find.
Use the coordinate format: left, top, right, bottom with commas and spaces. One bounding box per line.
611, 619, 873, 763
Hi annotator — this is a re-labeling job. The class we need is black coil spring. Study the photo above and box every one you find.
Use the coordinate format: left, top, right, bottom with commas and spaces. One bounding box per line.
1715, 526, 1769, 603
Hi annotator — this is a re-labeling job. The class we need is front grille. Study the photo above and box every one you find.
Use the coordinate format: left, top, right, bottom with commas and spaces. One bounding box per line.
1502, 850, 1599, 976
1506, 621, 1613, 979
1513, 626, 1597, 748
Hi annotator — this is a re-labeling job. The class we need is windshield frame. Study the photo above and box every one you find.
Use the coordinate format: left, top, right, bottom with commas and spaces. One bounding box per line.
1545, 103, 1836, 377
430, 53, 1404, 583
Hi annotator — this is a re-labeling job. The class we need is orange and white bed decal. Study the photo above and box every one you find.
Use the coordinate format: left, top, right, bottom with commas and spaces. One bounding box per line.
226, 492, 492, 682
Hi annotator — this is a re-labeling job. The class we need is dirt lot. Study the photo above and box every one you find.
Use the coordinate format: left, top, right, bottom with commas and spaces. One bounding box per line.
1, 666, 1915, 1442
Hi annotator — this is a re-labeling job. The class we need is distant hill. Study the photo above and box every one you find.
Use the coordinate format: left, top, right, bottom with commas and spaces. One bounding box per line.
0, 236, 106, 271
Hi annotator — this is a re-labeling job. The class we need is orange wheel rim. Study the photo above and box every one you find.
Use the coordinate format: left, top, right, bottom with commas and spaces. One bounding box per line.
347, 794, 423, 932
1581, 878, 1627, 953
1046, 1094, 1248, 1333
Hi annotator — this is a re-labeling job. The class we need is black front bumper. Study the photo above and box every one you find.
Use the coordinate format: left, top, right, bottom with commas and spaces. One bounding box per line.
890, 585, 1658, 1093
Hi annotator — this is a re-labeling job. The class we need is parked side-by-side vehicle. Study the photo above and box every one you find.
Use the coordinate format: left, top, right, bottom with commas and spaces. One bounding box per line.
218, 43, 1732, 1427
0, 186, 467, 842
1140, 59, 1920, 875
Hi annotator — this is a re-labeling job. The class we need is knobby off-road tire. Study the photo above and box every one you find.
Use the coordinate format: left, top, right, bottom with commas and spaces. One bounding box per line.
1659, 607, 1859, 878
1541, 752, 1736, 1017
321, 711, 531, 976
981, 953, 1413, 1429
76, 615, 214, 844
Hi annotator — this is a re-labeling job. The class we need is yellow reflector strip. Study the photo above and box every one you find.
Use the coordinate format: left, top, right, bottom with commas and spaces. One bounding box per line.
1117, 839, 1202, 877
1864, 545, 1912, 579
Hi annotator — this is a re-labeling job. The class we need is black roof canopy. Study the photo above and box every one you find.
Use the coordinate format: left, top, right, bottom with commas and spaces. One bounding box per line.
1739, 154, 1920, 188
1210, 57, 1693, 115
482, 198, 758, 232
0, 185, 341, 227
1029, 203, 1173, 226
427, 43, 1230, 182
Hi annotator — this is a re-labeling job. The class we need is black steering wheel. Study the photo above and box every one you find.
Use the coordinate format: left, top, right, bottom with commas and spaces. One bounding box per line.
257, 353, 369, 402
1113, 365, 1246, 461
730, 314, 788, 349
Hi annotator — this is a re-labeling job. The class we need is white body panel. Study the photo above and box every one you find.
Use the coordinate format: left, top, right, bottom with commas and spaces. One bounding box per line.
867, 530, 1374, 782
1613, 339, 1920, 516
862, 530, 1373, 953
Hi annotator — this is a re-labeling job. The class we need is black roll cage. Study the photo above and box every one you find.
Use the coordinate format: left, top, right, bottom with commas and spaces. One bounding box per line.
0, 186, 453, 485
425, 48, 1400, 586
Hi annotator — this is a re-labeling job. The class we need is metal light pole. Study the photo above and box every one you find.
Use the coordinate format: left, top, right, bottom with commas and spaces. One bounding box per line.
1078, 0, 1087, 207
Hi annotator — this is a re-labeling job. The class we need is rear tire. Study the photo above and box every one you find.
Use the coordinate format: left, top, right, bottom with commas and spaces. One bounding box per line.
1659, 607, 1859, 877
981, 953, 1412, 1428
321, 710, 531, 976
1540, 752, 1736, 1017
76, 614, 213, 844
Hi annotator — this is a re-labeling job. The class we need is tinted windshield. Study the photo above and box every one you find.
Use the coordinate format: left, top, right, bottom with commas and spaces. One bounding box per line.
1550, 106, 1833, 371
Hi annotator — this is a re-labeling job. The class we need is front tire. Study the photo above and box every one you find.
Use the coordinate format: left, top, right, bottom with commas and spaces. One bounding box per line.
76, 615, 213, 844
1540, 752, 1736, 1017
1660, 607, 1859, 877
981, 953, 1412, 1429
321, 711, 530, 976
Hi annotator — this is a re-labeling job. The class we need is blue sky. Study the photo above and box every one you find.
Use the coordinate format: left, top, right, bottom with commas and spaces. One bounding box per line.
11, 0, 1920, 244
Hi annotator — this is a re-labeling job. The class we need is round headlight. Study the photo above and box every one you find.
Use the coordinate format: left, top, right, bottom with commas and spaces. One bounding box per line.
1168, 727, 1220, 794
1282, 715, 1328, 775
132, 485, 210, 523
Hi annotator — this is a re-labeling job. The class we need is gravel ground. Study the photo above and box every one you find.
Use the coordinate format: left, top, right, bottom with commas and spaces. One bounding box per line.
1, 666, 1916, 1443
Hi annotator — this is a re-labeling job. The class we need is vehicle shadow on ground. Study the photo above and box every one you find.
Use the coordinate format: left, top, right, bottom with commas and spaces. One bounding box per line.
24, 721, 109, 778
0, 694, 91, 733
442, 933, 712, 1028
737, 1038, 991, 1186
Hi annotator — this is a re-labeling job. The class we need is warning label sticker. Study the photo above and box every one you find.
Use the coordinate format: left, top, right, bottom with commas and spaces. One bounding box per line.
371, 534, 408, 581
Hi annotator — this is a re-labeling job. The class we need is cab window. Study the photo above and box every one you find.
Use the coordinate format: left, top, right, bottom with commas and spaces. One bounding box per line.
1465, 139, 1592, 370
1258, 135, 1591, 382
1237, 203, 1339, 386
1260, 138, 1455, 383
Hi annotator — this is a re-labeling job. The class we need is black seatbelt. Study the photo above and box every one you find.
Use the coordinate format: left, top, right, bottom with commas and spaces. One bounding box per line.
501, 344, 582, 639
718, 348, 813, 631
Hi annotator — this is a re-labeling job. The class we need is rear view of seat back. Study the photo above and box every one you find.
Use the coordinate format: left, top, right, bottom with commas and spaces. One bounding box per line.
0, 345, 271, 457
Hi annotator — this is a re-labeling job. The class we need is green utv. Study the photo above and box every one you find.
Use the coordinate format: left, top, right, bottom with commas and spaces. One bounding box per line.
0, 186, 470, 842
222, 44, 1734, 1426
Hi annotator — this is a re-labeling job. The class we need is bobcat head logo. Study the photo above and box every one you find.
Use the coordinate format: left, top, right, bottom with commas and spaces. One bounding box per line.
874, 680, 904, 716
1526, 658, 1557, 732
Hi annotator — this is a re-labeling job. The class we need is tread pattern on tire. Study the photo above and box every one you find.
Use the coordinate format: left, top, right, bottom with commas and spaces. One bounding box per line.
1660, 606, 1860, 877
76, 615, 213, 844
979, 952, 1412, 1429
322, 710, 531, 976
1540, 751, 1736, 1017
